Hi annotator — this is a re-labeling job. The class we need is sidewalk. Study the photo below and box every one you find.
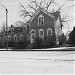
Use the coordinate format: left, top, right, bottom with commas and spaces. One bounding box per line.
0, 47, 75, 51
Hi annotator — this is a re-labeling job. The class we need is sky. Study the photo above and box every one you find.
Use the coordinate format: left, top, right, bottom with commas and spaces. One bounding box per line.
0, 0, 74, 34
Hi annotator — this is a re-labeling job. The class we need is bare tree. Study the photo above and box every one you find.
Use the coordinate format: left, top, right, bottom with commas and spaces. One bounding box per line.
1, 22, 6, 32
19, 0, 74, 31
20, 0, 54, 18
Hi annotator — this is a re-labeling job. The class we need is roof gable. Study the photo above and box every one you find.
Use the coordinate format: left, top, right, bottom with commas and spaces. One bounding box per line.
28, 8, 55, 23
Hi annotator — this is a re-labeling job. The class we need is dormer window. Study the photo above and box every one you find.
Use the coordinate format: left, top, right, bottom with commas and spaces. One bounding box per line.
23, 25, 27, 31
11, 25, 14, 32
38, 15, 44, 26
11, 28, 14, 32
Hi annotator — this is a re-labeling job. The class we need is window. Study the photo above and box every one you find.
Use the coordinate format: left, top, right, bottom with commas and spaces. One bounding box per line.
30, 29, 36, 43
8, 36, 11, 41
3, 36, 6, 42
30, 29, 36, 34
20, 34, 23, 41
0, 37, 1, 42
39, 29, 44, 40
11, 28, 14, 32
14, 35, 17, 42
11, 25, 14, 32
38, 15, 44, 26
23, 26, 27, 31
47, 28, 52, 36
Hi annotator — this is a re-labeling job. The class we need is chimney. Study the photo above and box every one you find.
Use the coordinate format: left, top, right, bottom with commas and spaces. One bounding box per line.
11, 25, 14, 28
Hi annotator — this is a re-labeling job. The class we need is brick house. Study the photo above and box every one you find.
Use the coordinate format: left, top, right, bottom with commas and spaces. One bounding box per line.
0, 24, 29, 47
27, 8, 62, 45
0, 8, 62, 48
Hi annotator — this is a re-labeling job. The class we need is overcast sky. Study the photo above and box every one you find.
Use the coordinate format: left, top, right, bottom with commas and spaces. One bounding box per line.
0, 0, 74, 33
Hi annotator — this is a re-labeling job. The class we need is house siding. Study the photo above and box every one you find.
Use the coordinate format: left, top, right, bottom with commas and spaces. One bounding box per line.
30, 11, 56, 43
0, 29, 28, 44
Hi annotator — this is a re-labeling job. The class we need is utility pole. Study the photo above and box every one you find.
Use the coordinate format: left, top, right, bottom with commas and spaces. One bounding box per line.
0, 4, 8, 50
6, 9, 8, 50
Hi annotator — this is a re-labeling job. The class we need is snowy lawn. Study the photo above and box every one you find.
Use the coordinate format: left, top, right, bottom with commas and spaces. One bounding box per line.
0, 51, 75, 74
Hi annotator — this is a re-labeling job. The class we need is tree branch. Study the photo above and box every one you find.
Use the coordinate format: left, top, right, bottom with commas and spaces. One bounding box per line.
20, 4, 32, 17
28, 4, 37, 11
40, 0, 45, 6
45, 0, 53, 11
31, 0, 40, 8
55, 4, 64, 12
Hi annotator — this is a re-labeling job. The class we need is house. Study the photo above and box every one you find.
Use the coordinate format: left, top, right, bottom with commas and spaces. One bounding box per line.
27, 8, 62, 45
0, 8, 62, 48
0, 24, 29, 48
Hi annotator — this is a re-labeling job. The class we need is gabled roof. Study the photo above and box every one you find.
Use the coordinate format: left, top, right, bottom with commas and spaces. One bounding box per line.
13, 27, 23, 33
27, 8, 55, 23
51, 11, 60, 20
0, 31, 6, 36
0, 26, 28, 36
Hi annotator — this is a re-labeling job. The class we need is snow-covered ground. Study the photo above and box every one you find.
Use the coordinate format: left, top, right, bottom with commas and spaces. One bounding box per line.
0, 51, 75, 74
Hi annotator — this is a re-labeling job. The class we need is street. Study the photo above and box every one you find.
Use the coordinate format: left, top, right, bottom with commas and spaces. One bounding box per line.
0, 51, 75, 74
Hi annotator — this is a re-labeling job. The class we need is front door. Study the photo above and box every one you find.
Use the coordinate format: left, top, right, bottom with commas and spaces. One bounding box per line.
30, 33, 36, 43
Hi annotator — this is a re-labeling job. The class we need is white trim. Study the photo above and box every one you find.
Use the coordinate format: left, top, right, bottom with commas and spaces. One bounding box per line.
38, 15, 44, 26
30, 33, 36, 43
28, 8, 55, 23
8, 35, 11, 41
14, 35, 17, 42
30, 29, 36, 34
47, 28, 52, 36
39, 28, 44, 40
30, 29, 36, 43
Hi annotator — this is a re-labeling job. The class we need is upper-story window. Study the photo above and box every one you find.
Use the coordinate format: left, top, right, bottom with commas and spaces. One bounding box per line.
39, 29, 44, 40
11, 25, 14, 32
20, 34, 23, 41
11, 28, 14, 32
38, 15, 44, 26
8, 35, 11, 41
47, 28, 52, 36
14, 35, 17, 42
23, 25, 27, 31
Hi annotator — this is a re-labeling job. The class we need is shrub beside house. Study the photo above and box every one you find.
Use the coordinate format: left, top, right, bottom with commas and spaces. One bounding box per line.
69, 27, 75, 46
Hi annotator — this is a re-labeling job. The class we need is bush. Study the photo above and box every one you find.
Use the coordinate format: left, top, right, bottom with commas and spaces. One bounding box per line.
69, 27, 75, 45
7, 40, 30, 49
18, 40, 30, 49
0, 42, 4, 48
33, 37, 43, 49
59, 34, 66, 45
33, 37, 56, 49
